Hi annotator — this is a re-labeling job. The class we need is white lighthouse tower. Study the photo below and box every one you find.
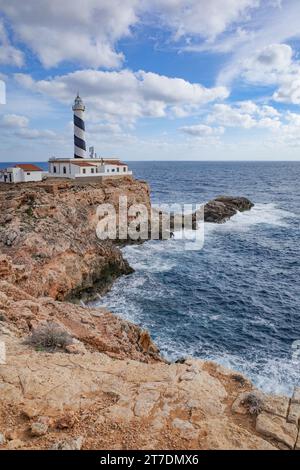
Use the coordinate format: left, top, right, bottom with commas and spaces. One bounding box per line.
72, 93, 86, 158
48, 94, 132, 179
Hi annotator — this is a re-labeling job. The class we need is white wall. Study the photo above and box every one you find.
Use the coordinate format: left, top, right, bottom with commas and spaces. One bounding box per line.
23, 171, 43, 182
48, 160, 132, 178
0, 167, 42, 183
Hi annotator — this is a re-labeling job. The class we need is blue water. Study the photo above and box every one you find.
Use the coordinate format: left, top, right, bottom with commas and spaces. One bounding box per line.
2, 161, 299, 395
96, 161, 300, 396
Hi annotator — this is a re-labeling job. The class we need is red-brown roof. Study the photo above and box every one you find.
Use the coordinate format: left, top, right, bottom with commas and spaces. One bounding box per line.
15, 164, 43, 172
71, 162, 97, 167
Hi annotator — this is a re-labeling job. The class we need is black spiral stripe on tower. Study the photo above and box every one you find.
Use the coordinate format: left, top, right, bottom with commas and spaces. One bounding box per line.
74, 135, 86, 151
74, 114, 85, 131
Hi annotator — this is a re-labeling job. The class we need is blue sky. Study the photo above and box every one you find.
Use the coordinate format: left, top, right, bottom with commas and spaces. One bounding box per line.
1, 0, 300, 161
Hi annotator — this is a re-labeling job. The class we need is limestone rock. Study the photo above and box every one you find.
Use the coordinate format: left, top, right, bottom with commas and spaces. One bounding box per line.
134, 390, 160, 417
179, 371, 196, 381
31, 421, 48, 437
287, 402, 300, 426
7, 439, 24, 449
295, 433, 300, 451
263, 395, 289, 418
256, 412, 298, 449
292, 387, 300, 404
203, 196, 254, 224
65, 341, 87, 355
172, 419, 198, 440
0, 432, 6, 445
0, 179, 150, 302
51, 436, 84, 450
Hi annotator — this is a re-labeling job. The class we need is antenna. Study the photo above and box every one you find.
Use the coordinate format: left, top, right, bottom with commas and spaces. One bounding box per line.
89, 146, 94, 158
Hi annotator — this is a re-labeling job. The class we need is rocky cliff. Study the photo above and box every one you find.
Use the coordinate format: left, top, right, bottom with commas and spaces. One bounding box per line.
0, 179, 299, 451
0, 177, 150, 301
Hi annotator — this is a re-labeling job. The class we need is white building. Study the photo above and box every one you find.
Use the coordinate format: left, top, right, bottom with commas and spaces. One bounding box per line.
48, 95, 133, 180
48, 157, 132, 179
0, 164, 44, 184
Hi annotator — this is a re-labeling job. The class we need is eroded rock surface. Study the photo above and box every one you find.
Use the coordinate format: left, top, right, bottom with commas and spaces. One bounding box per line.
0, 178, 150, 301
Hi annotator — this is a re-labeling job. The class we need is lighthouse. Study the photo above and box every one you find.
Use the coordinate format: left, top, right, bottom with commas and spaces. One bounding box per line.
72, 94, 86, 158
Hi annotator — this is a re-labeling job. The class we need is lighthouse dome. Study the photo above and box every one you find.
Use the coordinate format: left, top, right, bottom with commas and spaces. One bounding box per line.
73, 94, 85, 111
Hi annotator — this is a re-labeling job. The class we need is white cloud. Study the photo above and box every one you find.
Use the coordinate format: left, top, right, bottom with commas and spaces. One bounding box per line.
0, 0, 263, 69
0, 113, 57, 140
0, 0, 139, 68
242, 44, 293, 84
238, 43, 300, 105
0, 113, 29, 128
14, 69, 229, 122
216, 2, 300, 87
207, 101, 281, 131
273, 76, 300, 105
144, 0, 260, 40
0, 19, 24, 67
207, 103, 256, 128
180, 123, 224, 137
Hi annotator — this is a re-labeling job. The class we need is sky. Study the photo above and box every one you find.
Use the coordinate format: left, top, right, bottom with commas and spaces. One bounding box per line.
1, 0, 300, 162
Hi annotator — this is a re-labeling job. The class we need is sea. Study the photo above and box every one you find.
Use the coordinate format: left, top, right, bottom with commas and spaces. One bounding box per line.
1, 161, 299, 395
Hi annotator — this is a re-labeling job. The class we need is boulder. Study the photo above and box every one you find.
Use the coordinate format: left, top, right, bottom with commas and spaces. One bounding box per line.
203, 196, 254, 224
51, 436, 84, 450
292, 387, 300, 404
7, 439, 24, 449
287, 402, 300, 426
256, 412, 298, 449
31, 421, 48, 437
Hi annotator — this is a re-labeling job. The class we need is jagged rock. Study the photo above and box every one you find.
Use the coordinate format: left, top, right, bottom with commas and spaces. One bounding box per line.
6, 429, 19, 440
55, 413, 76, 429
65, 341, 87, 355
7, 439, 24, 449
0, 179, 150, 301
134, 390, 160, 417
172, 418, 198, 440
179, 371, 196, 381
203, 196, 254, 224
295, 433, 300, 451
287, 402, 300, 426
51, 436, 84, 450
263, 395, 290, 418
292, 387, 300, 404
31, 421, 48, 437
0, 433, 6, 445
256, 412, 298, 449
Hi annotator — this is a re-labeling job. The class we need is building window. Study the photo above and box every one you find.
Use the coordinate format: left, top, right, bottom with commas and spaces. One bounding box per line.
63, 166, 66, 174
27, 173, 31, 176
82, 169, 86, 174
91, 168, 94, 174
117, 167, 119, 172
123, 167, 126, 172
112, 168, 115, 172
53, 166, 57, 174
106, 169, 110, 173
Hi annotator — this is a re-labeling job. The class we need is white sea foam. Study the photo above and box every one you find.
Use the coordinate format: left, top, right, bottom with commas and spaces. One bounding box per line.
209, 352, 300, 396
205, 203, 296, 235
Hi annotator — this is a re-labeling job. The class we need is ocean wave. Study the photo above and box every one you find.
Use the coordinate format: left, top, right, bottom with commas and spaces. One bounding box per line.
205, 203, 296, 234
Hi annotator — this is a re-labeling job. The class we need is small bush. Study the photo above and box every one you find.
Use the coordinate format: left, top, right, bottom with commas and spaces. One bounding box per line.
25, 322, 73, 352
242, 393, 263, 415
231, 373, 247, 386
0, 311, 6, 321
